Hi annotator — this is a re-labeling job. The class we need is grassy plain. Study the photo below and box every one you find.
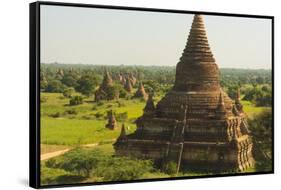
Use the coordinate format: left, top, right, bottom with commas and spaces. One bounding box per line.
41, 93, 144, 146
241, 100, 270, 118
40, 92, 268, 185
40, 93, 267, 151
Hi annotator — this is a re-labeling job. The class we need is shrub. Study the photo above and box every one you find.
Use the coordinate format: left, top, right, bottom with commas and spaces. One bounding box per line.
44, 148, 154, 182
49, 112, 61, 118
45, 80, 66, 93
165, 161, 178, 175
40, 166, 69, 185
40, 96, 47, 103
58, 96, 65, 100
93, 157, 154, 181
64, 109, 78, 115
97, 102, 104, 106
116, 101, 125, 107
81, 115, 95, 120
45, 158, 60, 168
94, 112, 104, 119
41, 166, 85, 186
63, 87, 75, 98
58, 148, 108, 177
69, 96, 83, 106
106, 104, 113, 108
116, 112, 128, 122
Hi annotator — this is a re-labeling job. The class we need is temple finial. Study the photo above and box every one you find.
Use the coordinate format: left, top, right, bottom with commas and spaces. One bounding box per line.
235, 87, 243, 112
235, 88, 241, 103
143, 93, 155, 115
134, 81, 148, 100
105, 110, 118, 130
174, 14, 218, 91
124, 76, 133, 92
102, 69, 113, 87
219, 91, 224, 106
216, 91, 227, 119
118, 123, 127, 140
183, 14, 214, 63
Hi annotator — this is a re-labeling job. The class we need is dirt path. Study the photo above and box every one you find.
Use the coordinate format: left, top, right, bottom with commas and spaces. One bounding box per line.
41, 139, 116, 161
41, 148, 71, 161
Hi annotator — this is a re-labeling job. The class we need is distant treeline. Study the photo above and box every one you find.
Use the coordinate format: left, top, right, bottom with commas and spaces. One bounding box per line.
41, 63, 271, 85
41, 63, 176, 84
40, 63, 272, 107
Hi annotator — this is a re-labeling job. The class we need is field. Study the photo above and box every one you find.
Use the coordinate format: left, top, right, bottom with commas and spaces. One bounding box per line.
41, 93, 144, 148
241, 100, 270, 119
41, 93, 267, 146
40, 90, 268, 185
38, 63, 272, 185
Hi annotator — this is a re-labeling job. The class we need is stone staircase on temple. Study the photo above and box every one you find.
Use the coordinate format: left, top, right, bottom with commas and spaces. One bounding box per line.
163, 106, 188, 173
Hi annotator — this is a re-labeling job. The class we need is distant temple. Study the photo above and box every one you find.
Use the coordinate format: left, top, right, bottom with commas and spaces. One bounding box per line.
114, 15, 255, 172
124, 76, 133, 93
129, 73, 137, 86
133, 82, 148, 100
55, 68, 64, 79
95, 71, 119, 101
105, 110, 118, 130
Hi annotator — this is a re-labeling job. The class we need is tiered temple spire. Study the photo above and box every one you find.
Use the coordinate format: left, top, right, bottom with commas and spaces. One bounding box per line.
118, 124, 127, 141
216, 91, 227, 119
95, 70, 119, 101
105, 110, 118, 130
124, 76, 133, 92
174, 15, 219, 92
235, 88, 243, 112
182, 15, 215, 63
114, 14, 254, 172
133, 82, 148, 100
143, 93, 155, 116
102, 70, 113, 87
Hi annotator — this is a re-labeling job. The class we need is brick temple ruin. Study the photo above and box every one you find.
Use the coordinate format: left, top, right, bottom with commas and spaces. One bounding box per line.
105, 110, 118, 130
95, 71, 119, 101
133, 82, 148, 100
114, 14, 255, 172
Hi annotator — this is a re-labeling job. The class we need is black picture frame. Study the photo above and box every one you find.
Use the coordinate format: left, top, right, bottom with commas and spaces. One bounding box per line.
30, 1, 274, 189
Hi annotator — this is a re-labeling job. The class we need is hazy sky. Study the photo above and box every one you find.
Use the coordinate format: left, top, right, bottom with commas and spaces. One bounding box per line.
41, 5, 272, 69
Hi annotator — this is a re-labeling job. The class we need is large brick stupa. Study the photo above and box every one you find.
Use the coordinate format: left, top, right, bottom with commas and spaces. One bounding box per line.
114, 15, 255, 172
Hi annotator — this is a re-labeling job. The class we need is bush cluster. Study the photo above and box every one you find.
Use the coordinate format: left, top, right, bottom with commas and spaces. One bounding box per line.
45, 148, 154, 181
69, 96, 83, 106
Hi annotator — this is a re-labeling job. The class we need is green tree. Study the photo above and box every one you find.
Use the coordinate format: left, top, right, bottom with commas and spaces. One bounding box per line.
76, 74, 99, 96
61, 74, 79, 88
115, 84, 128, 98
93, 157, 154, 181
226, 85, 238, 99
40, 72, 48, 90
106, 86, 120, 100
45, 148, 154, 181
243, 86, 272, 106
45, 80, 66, 93
249, 109, 272, 171
63, 87, 75, 98
69, 96, 83, 106
58, 148, 107, 177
